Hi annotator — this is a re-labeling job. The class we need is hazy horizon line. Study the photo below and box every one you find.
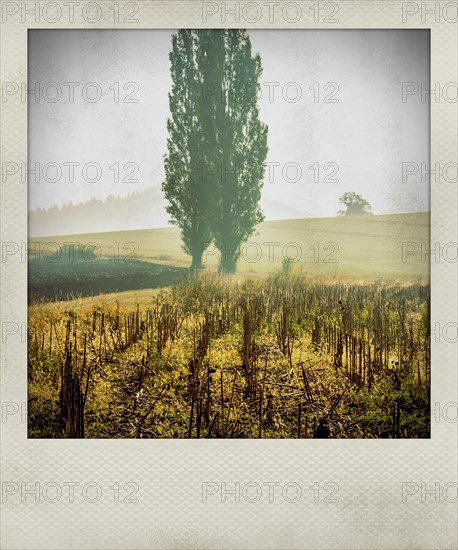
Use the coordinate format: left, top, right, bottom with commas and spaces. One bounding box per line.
29, 210, 430, 239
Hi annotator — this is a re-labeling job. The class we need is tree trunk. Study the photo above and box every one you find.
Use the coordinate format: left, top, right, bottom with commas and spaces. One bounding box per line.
191, 250, 203, 272
218, 248, 238, 274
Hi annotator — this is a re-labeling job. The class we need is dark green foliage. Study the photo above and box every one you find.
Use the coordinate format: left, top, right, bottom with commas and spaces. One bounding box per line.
163, 31, 212, 270
198, 30, 268, 273
163, 30, 268, 273
338, 192, 372, 216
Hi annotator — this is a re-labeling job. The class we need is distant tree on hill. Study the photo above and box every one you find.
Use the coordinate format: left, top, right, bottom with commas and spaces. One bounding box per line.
338, 192, 372, 216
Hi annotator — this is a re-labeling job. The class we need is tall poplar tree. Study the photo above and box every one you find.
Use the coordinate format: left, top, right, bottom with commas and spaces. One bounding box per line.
198, 30, 268, 273
163, 30, 268, 273
163, 30, 210, 270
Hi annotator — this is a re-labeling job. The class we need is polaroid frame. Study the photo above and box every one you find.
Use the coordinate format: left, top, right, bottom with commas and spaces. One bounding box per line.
1, 1, 457, 548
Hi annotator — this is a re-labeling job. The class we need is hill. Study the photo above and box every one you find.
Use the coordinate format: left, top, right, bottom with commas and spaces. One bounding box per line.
28, 213, 429, 301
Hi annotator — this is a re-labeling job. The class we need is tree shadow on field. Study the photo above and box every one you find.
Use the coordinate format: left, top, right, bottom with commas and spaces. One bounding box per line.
28, 254, 188, 303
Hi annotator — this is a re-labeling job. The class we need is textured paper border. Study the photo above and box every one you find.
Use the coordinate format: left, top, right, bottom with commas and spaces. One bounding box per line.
1, 1, 457, 548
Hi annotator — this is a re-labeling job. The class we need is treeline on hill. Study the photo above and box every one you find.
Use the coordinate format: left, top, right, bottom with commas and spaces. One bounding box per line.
28, 271, 430, 439
29, 188, 168, 237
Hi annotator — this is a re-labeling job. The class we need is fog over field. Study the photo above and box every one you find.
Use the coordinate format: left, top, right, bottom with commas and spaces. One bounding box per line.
28, 29, 429, 236
27, 30, 432, 442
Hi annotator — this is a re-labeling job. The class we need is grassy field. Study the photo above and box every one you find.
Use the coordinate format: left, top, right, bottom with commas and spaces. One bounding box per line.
28, 273, 430, 439
28, 213, 430, 439
29, 213, 429, 303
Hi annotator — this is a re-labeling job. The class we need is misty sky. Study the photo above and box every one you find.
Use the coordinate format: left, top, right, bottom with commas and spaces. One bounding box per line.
29, 29, 430, 228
